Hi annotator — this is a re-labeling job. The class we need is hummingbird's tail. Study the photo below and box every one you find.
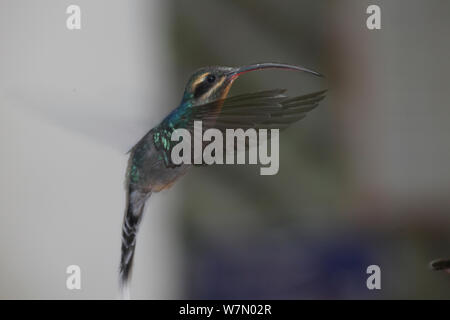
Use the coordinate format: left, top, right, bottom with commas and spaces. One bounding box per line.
119, 185, 151, 299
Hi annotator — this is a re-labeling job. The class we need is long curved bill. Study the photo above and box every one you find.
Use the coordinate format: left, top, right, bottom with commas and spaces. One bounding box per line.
228, 62, 323, 80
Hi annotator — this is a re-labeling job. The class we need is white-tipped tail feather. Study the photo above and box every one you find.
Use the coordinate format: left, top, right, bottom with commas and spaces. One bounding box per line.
119, 186, 151, 299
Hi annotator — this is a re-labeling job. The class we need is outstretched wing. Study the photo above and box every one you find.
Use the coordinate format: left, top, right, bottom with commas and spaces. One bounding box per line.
151, 88, 326, 167
189, 88, 326, 132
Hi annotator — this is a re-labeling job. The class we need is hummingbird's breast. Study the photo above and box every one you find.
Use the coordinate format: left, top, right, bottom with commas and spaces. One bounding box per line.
127, 130, 190, 193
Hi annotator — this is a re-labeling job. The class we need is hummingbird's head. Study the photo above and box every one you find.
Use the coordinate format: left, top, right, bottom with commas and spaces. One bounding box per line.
182, 63, 322, 106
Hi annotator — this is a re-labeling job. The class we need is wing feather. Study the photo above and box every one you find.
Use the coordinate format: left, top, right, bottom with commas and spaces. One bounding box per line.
190, 88, 326, 132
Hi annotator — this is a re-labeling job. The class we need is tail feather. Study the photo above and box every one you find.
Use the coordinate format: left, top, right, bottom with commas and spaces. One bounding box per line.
119, 186, 151, 298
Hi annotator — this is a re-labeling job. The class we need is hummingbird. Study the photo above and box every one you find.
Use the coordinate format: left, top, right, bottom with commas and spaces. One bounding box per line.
119, 62, 327, 297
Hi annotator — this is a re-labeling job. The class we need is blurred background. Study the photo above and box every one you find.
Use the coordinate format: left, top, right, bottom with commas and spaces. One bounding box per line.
1, 0, 450, 299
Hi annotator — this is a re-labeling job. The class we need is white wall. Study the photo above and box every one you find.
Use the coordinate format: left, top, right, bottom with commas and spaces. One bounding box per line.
0, 0, 181, 299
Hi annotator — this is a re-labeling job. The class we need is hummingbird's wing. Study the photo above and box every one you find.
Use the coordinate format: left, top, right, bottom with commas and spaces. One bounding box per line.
151, 88, 326, 167
184, 88, 326, 153
192, 88, 326, 132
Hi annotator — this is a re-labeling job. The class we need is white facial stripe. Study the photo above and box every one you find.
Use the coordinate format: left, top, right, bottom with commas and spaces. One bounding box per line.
192, 72, 209, 89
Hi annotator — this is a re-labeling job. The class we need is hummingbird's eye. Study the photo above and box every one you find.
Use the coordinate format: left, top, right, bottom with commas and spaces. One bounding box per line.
193, 74, 216, 98
206, 74, 216, 83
